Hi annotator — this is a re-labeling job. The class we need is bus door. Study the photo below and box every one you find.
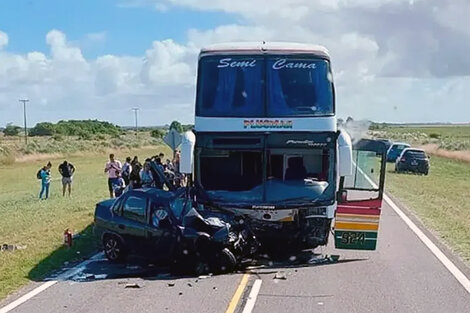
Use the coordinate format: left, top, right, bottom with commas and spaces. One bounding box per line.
335, 139, 387, 250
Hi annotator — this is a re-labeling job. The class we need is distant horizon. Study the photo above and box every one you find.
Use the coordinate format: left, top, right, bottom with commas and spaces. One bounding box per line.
2, 119, 470, 130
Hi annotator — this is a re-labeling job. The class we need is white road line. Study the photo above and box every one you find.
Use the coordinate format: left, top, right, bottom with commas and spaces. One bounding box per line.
0, 252, 104, 313
242, 279, 263, 313
384, 194, 470, 294
355, 163, 470, 294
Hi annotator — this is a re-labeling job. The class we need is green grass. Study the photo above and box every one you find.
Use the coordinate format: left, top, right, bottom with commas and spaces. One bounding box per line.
0, 131, 163, 165
0, 146, 170, 300
385, 156, 470, 264
370, 125, 470, 151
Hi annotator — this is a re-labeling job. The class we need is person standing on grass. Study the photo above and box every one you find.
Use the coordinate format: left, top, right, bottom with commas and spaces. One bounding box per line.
58, 160, 75, 197
122, 157, 132, 186
39, 162, 52, 200
112, 170, 126, 197
104, 153, 122, 198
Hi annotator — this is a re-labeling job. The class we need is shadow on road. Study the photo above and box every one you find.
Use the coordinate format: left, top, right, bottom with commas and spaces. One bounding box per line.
27, 223, 98, 282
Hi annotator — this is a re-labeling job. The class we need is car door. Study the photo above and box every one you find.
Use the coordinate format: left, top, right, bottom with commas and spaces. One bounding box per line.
118, 192, 149, 253
335, 139, 387, 251
142, 200, 179, 262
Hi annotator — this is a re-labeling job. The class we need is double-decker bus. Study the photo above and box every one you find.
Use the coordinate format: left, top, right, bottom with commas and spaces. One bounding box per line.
181, 42, 387, 251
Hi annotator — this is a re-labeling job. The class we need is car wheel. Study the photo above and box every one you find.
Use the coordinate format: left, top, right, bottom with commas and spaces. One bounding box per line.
213, 248, 237, 274
103, 234, 127, 263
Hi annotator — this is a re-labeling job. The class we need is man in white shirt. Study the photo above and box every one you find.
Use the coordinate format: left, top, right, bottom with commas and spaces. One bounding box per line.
104, 153, 122, 198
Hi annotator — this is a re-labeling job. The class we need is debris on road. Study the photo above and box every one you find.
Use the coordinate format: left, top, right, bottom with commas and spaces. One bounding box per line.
178, 292, 183, 296
274, 271, 287, 280
187, 283, 193, 287
198, 275, 211, 279
167, 282, 175, 287
308, 254, 340, 265
124, 283, 141, 289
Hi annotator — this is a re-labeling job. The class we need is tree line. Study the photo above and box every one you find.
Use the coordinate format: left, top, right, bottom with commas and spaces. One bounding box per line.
2, 120, 193, 139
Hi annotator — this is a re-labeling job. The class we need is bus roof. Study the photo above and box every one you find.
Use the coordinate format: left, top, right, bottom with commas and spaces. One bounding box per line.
200, 42, 330, 59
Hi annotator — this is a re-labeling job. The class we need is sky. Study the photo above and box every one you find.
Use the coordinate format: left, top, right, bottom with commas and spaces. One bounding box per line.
0, 0, 469, 127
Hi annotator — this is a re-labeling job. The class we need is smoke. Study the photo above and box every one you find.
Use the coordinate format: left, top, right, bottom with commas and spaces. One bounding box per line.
338, 119, 371, 144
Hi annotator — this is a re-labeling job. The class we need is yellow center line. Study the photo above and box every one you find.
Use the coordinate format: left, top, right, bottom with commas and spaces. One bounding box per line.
225, 274, 250, 313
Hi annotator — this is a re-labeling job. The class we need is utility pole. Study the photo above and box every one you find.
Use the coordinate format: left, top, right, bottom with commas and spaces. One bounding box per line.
132, 108, 139, 137
19, 99, 29, 145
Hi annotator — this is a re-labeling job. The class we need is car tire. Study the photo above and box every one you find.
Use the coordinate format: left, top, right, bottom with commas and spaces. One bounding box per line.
217, 248, 237, 274
103, 234, 127, 263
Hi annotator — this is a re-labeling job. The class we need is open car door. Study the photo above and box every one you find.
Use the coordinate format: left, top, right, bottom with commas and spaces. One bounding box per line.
334, 139, 387, 250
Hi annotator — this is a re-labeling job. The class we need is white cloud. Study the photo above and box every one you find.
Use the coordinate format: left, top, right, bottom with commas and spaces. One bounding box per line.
140, 39, 197, 86
2, 0, 470, 126
0, 30, 8, 49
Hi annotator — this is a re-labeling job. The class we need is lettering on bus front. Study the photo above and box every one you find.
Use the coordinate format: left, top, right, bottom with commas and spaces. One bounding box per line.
216, 58, 318, 70
244, 119, 293, 129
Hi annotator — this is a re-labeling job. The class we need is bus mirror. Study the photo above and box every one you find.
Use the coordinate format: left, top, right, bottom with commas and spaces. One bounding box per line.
338, 131, 353, 176
180, 131, 196, 174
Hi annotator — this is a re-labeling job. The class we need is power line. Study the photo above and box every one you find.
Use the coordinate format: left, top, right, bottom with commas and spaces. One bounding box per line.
132, 108, 139, 137
19, 99, 29, 145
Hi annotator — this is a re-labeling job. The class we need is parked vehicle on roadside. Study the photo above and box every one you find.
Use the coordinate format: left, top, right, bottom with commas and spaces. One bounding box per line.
93, 187, 258, 274
395, 148, 430, 175
387, 142, 410, 162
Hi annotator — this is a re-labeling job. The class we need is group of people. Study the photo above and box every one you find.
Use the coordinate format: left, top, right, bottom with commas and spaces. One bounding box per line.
36, 150, 181, 200
38, 160, 75, 199
104, 151, 181, 198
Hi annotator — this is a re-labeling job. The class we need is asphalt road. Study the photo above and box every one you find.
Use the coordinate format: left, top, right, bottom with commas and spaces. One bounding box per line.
2, 196, 470, 313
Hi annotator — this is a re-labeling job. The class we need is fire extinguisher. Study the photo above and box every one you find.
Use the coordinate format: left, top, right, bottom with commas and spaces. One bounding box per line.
64, 229, 73, 247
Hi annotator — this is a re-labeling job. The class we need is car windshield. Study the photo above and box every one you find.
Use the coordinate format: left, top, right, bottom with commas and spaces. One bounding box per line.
406, 150, 427, 158
197, 56, 333, 117
392, 145, 408, 151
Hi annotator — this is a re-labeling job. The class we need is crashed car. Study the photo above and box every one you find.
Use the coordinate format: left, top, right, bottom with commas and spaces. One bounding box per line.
94, 188, 258, 274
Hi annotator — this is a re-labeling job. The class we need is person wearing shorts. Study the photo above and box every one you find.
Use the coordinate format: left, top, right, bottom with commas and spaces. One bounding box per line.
58, 160, 75, 197
104, 153, 122, 198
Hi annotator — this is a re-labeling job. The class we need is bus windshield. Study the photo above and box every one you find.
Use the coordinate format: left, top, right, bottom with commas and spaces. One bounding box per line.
197, 132, 337, 206
197, 56, 334, 117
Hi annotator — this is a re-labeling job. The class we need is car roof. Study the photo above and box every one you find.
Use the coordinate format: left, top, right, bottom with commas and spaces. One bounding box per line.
392, 142, 410, 146
200, 42, 330, 59
131, 188, 177, 200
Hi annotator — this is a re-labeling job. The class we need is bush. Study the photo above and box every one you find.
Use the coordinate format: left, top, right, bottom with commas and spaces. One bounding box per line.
169, 121, 183, 133
29, 122, 55, 136
429, 133, 440, 139
4, 124, 21, 136
52, 134, 64, 141
151, 129, 166, 139
29, 120, 121, 137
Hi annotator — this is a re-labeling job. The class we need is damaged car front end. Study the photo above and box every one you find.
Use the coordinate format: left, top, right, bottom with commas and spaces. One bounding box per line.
94, 186, 258, 274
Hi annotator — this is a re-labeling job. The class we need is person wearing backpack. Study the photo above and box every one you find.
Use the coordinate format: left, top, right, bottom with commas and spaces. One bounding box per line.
39, 162, 52, 200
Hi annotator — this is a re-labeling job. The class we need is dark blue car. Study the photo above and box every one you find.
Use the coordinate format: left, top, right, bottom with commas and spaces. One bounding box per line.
93, 188, 257, 273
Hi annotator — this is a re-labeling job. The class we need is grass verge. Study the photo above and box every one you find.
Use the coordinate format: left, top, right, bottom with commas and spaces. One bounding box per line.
0, 146, 169, 301
385, 156, 470, 265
